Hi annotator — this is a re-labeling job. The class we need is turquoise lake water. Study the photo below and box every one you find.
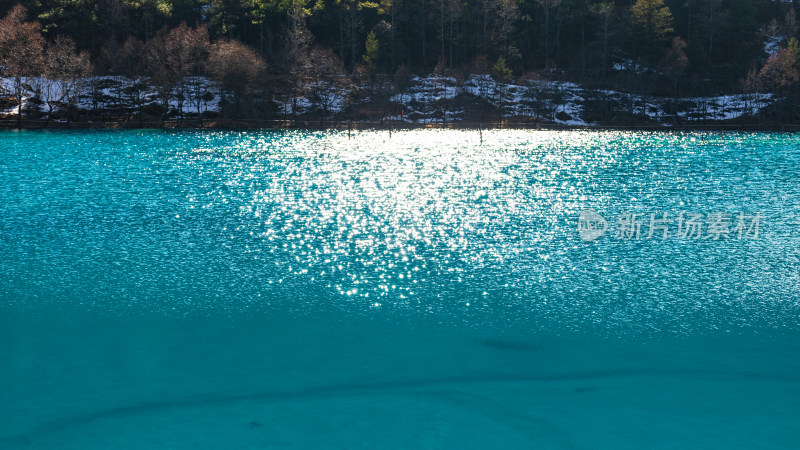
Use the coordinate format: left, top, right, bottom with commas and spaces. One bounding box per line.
1, 129, 799, 448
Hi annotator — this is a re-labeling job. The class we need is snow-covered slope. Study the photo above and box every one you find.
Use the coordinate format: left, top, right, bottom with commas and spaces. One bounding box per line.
378, 75, 773, 126
0, 74, 776, 126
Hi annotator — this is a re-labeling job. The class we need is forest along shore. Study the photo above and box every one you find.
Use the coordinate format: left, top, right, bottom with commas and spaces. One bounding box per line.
0, 74, 785, 129
1, 1, 799, 127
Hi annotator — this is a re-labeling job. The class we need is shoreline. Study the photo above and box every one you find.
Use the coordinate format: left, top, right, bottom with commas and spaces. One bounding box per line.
1, 118, 799, 132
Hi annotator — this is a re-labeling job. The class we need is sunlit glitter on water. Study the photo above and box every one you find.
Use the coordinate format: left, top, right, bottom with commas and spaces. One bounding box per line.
1, 130, 799, 448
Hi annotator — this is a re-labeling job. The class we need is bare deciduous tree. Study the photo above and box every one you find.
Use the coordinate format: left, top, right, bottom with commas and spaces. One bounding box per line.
168, 23, 210, 123
0, 5, 45, 127
535, 0, 561, 69
308, 46, 352, 123
44, 35, 91, 124
663, 36, 688, 97
106, 36, 149, 124
205, 40, 267, 119
283, 0, 313, 121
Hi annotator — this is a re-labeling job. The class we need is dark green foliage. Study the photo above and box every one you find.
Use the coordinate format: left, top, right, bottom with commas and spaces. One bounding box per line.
1, 0, 799, 122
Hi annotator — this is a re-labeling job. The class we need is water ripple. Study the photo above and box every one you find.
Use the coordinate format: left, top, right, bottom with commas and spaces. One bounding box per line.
1, 129, 799, 333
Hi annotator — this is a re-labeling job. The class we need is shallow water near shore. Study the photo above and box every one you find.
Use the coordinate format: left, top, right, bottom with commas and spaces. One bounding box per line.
1, 129, 799, 448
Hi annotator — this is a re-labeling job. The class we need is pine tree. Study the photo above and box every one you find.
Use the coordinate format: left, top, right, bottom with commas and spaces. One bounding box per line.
630, 0, 674, 65
362, 29, 379, 72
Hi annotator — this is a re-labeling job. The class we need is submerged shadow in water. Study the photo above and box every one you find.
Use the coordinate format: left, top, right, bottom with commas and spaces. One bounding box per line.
478, 338, 541, 352
2, 367, 798, 446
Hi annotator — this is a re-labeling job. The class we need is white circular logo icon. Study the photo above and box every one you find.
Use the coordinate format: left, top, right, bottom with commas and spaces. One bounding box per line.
578, 209, 608, 241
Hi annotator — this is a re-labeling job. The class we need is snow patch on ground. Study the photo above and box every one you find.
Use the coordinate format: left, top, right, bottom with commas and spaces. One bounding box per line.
277, 84, 350, 117
674, 94, 773, 122
0, 75, 223, 118
385, 75, 773, 126
0, 74, 778, 126
764, 35, 782, 56
613, 59, 652, 75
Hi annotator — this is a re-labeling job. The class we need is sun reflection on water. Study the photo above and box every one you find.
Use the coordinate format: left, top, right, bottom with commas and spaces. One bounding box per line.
2, 129, 798, 332
161, 130, 799, 331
